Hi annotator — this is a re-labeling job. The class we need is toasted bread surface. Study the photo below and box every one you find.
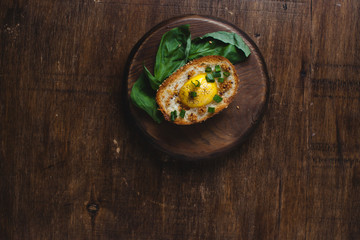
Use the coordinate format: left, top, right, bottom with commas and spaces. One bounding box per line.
156, 55, 239, 125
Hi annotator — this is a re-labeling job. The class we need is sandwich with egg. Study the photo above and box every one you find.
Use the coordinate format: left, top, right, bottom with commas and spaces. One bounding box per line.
156, 55, 238, 125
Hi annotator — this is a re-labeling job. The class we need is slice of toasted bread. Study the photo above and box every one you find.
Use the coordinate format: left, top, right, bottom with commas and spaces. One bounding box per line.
156, 55, 239, 125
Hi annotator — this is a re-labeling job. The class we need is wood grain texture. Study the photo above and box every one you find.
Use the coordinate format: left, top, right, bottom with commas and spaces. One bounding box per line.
126, 15, 268, 160
0, 0, 359, 239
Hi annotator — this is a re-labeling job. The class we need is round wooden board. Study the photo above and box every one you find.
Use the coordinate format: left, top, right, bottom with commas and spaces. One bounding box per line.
126, 15, 269, 160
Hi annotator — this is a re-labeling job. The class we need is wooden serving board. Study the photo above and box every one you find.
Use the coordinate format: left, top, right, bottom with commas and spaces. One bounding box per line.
126, 15, 269, 160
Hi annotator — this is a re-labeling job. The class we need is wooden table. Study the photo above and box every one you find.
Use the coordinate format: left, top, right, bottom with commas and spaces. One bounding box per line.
1, 0, 359, 239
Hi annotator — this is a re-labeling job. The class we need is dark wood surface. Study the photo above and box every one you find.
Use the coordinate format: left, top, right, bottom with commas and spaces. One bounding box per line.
1, 0, 359, 239
127, 15, 268, 160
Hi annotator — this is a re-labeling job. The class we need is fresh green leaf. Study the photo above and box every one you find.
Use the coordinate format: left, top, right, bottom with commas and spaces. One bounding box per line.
143, 65, 161, 91
189, 31, 251, 64
189, 40, 245, 64
197, 31, 251, 57
153, 24, 191, 86
130, 73, 163, 123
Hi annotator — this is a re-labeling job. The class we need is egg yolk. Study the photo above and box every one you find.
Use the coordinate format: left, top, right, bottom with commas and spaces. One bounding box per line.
179, 73, 218, 108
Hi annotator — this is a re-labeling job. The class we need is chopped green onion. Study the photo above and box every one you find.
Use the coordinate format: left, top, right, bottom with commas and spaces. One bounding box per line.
191, 80, 200, 87
180, 109, 186, 118
208, 107, 215, 113
206, 73, 215, 82
205, 66, 212, 72
218, 77, 224, 83
223, 71, 230, 77
215, 65, 221, 72
212, 72, 221, 78
171, 110, 177, 121
190, 91, 197, 97
213, 94, 223, 103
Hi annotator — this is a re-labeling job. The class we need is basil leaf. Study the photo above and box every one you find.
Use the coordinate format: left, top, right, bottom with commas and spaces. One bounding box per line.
130, 73, 163, 123
189, 31, 251, 64
143, 65, 161, 91
201, 31, 251, 57
189, 41, 246, 64
153, 24, 191, 86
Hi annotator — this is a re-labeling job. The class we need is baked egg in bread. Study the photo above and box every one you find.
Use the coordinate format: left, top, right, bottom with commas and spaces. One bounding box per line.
156, 55, 239, 125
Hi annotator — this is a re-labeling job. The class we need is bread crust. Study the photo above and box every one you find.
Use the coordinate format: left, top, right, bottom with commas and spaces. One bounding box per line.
156, 55, 239, 125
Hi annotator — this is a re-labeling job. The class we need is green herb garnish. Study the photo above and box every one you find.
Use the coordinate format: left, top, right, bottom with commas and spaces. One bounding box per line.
205, 66, 212, 72
208, 107, 215, 113
206, 73, 215, 82
191, 80, 200, 87
218, 77, 224, 83
171, 110, 177, 121
215, 65, 221, 72
180, 109, 186, 118
190, 91, 197, 97
213, 94, 223, 103
212, 72, 221, 78
223, 71, 230, 77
